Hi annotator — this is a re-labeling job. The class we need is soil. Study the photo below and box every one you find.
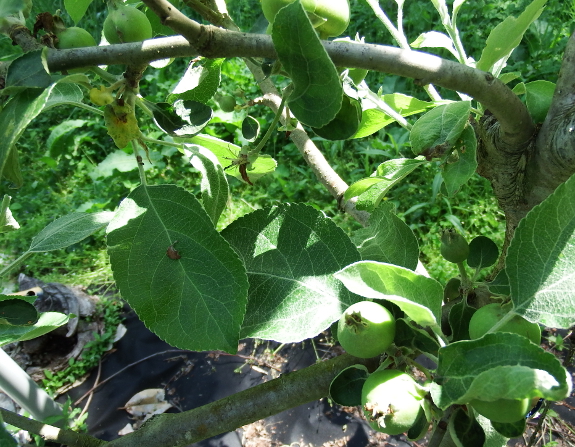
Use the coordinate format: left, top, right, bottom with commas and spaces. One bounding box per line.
3, 287, 575, 447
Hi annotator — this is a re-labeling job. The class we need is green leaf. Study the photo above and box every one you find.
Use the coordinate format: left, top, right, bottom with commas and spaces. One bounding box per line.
353, 93, 432, 139
335, 261, 443, 327
150, 100, 212, 137
394, 318, 440, 355
448, 407, 486, 447
0, 296, 38, 325
0, 415, 17, 447
345, 158, 427, 211
474, 415, 509, 447
241, 116, 260, 142
432, 332, 572, 409
89, 150, 138, 180
29, 211, 114, 252
0, 312, 69, 347
524, 80, 555, 123
5, 50, 52, 92
352, 202, 419, 271
506, 173, 575, 328
44, 82, 85, 110
167, 58, 224, 104
411, 31, 458, 59
410, 101, 471, 157
146, 7, 176, 37
47, 119, 87, 157
0, 195, 19, 233
221, 203, 362, 342
3, 147, 22, 187
312, 94, 362, 140
467, 236, 499, 270
476, 0, 547, 72
441, 125, 477, 196
329, 364, 369, 406
65, 0, 94, 24
0, 89, 50, 183
448, 299, 476, 342
190, 134, 277, 184
107, 185, 248, 353
272, 1, 342, 127
487, 269, 510, 296
184, 144, 229, 226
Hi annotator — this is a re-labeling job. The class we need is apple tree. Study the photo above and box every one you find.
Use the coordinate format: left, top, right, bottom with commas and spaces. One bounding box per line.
0, 0, 574, 446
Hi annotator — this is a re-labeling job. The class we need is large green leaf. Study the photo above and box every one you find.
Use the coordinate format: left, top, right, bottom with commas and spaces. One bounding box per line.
107, 185, 249, 353
334, 261, 443, 327
476, 0, 547, 72
221, 203, 362, 342
352, 202, 419, 271
0, 312, 69, 347
184, 144, 229, 226
4, 50, 52, 92
431, 332, 572, 409
506, 174, 575, 328
410, 101, 471, 157
29, 211, 114, 252
272, 1, 342, 128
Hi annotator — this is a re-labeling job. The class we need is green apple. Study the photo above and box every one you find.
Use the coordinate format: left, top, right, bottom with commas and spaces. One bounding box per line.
337, 301, 396, 358
470, 397, 537, 423
55, 27, 96, 49
468, 303, 541, 344
440, 229, 469, 263
362, 370, 424, 435
103, 5, 152, 44
314, 0, 350, 38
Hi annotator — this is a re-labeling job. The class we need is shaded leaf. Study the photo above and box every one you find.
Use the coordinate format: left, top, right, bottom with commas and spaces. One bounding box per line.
272, 2, 342, 127
411, 102, 471, 157
448, 299, 476, 342
150, 100, 212, 137
5, 50, 52, 91
312, 94, 362, 140
241, 116, 260, 142
329, 364, 369, 406
467, 236, 499, 270
394, 318, 440, 356
442, 125, 477, 196
0, 312, 69, 347
524, 80, 555, 123
448, 407, 486, 447
0, 297, 38, 326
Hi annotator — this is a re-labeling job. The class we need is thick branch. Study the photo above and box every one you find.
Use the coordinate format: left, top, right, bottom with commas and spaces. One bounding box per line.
0, 409, 105, 447
107, 354, 376, 447
46, 28, 534, 148
532, 30, 575, 201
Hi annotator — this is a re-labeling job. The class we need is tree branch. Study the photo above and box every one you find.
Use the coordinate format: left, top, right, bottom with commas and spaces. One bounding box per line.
532, 30, 575, 202
105, 354, 376, 447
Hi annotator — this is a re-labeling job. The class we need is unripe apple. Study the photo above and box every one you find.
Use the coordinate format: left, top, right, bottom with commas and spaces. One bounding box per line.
468, 303, 541, 344
362, 370, 424, 435
55, 27, 96, 49
103, 5, 152, 44
440, 229, 469, 263
469, 397, 538, 423
314, 0, 350, 38
337, 301, 395, 358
